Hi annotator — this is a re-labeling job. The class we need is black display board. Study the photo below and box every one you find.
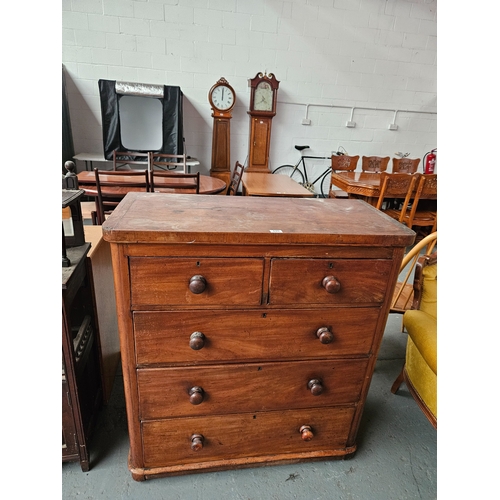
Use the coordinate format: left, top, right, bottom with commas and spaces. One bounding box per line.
98, 79, 184, 160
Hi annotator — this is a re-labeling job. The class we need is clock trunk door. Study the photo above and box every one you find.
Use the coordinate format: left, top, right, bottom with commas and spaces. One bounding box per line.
212, 119, 230, 172
248, 117, 271, 172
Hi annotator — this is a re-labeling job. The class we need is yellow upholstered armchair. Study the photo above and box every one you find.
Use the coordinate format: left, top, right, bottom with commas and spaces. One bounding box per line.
391, 252, 437, 428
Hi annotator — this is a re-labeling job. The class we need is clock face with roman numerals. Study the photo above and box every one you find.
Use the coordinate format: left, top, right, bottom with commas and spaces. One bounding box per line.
253, 81, 273, 111
210, 84, 235, 112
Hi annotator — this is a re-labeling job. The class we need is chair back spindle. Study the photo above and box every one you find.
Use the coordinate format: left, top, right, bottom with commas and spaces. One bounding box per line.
227, 161, 245, 195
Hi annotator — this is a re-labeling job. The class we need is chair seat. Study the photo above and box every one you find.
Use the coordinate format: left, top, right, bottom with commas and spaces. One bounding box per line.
411, 210, 437, 225
384, 208, 437, 226
403, 310, 437, 374
330, 189, 349, 199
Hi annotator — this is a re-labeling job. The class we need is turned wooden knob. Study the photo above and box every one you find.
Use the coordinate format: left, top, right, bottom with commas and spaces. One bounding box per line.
308, 379, 323, 396
316, 327, 334, 344
189, 331, 206, 350
191, 434, 204, 451
189, 386, 204, 405
300, 425, 314, 441
64, 160, 77, 176
322, 276, 341, 293
189, 275, 207, 294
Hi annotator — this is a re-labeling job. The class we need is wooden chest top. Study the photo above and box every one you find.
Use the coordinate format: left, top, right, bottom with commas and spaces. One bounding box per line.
102, 193, 415, 246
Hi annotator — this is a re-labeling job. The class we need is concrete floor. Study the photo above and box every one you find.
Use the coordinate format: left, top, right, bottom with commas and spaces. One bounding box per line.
62, 312, 437, 499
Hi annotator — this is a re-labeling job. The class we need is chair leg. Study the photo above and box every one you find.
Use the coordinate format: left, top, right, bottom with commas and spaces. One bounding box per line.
91, 211, 98, 225
391, 367, 405, 394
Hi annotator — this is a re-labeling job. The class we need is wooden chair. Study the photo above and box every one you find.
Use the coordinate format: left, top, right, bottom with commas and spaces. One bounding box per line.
392, 157, 420, 173
150, 170, 200, 194
149, 152, 187, 173
94, 168, 150, 225
375, 172, 419, 222
361, 156, 390, 173
226, 161, 244, 196
391, 251, 438, 429
406, 174, 437, 233
391, 231, 437, 317
112, 150, 150, 171
328, 155, 359, 199
384, 174, 437, 231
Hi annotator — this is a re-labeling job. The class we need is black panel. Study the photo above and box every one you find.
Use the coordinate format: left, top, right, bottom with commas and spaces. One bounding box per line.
98, 79, 184, 160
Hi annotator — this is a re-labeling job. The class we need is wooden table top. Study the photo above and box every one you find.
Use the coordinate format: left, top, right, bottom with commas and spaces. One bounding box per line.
102, 193, 415, 246
330, 171, 437, 200
77, 170, 226, 195
242, 172, 314, 197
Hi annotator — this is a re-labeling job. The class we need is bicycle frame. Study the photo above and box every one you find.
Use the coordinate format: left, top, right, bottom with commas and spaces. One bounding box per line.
273, 147, 334, 197
298, 155, 332, 186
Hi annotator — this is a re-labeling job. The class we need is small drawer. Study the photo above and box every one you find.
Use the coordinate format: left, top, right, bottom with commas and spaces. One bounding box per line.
137, 359, 368, 420
133, 308, 379, 366
142, 406, 356, 468
129, 257, 264, 307
269, 258, 392, 305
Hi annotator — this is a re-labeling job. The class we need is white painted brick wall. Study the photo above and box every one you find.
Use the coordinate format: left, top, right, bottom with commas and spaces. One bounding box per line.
62, 0, 437, 182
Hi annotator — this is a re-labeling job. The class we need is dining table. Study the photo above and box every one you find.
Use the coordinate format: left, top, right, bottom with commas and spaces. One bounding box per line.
76, 170, 226, 196
330, 171, 437, 206
241, 172, 314, 197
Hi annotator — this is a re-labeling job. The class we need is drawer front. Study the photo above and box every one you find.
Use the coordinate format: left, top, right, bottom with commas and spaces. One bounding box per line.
269, 258, 392, 305
133, 308, 379, 366
137, 359, 368, 419
129, 257, 264, 307
142, 406, 356, 468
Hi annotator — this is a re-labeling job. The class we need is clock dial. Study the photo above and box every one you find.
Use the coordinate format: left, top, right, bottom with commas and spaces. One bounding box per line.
253, 82, 273, 111
211, 85, 235, 111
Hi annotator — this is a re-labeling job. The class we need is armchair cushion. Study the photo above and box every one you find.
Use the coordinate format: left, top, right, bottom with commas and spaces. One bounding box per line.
403, 310, 437, 374
403, 308, 437, 421
419, 263, 437, 319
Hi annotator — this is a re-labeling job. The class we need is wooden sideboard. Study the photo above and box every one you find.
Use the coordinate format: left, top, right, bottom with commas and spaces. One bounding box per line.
62, 244, 103, 471
102, 193, 415, 481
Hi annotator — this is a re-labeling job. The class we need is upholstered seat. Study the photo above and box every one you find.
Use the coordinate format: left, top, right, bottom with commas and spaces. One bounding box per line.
391, 253, 437, 428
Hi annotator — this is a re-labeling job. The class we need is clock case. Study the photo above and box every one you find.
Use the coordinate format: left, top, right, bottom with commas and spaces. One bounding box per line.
209, 78, 236, 192
247, 72, 280, 172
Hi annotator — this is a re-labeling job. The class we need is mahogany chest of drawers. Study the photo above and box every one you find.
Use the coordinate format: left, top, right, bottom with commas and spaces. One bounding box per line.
102, 193, 414, 481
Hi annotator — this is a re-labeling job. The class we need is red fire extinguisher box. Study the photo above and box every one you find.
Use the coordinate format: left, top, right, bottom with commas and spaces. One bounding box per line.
424, 149, 436, 174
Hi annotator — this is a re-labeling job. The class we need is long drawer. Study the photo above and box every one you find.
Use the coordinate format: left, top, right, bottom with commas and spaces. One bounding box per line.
141, 406, 356, 468
129, 257, 264, 307
269, 258, 393, 305
137, 359, 368, 419
133, 308, 380, 366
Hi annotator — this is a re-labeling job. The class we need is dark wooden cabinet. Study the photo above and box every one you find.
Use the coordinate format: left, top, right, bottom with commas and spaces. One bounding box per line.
103, 193, 414, 481
62, 243, 103, 471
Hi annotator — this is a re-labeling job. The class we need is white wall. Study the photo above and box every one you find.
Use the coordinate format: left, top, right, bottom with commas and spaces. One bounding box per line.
62, 0, 436, 183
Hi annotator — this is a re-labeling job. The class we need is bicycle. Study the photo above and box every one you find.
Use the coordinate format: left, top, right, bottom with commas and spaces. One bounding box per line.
272, 145, 336, 197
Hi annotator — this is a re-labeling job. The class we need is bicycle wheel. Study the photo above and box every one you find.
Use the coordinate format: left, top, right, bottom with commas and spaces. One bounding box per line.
320, 170, 332, 198
272, 164, 305, 184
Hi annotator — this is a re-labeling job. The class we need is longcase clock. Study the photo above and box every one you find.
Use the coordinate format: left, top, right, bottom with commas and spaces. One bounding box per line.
209, 77, 236, 193
247, 72, 280, 172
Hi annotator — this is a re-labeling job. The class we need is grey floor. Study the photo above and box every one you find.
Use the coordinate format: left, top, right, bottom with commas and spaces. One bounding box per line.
62, 312, 437, 500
